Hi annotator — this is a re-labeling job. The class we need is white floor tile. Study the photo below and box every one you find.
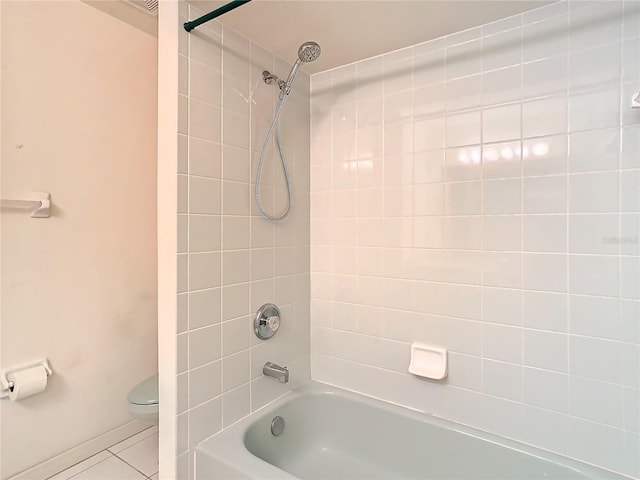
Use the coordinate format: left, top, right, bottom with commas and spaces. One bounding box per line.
108, 426, 158, 454
46, 451, 112, 480
114, 433, 159, 477
70, 456, 146, 480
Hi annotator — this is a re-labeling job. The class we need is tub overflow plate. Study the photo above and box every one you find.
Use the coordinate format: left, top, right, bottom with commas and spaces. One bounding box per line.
271, 416, 285, 436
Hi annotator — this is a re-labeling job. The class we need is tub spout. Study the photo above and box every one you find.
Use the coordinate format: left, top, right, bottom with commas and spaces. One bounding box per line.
263, 362, 289, 383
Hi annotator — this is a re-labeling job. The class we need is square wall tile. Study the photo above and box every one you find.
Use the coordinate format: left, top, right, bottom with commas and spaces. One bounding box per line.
523, 56, 567, 100
222, 384, 250, 428
569, 254, 619, 297
188, 324, 221, 369
189, 288, 221, 330
482, 287, 522, 326
188, 397, 222, 449
482, 141, 521, 180
446, 181, 482, 215
222, 351, 250, 392
222, 316, 250, 356
188, 360, 221, 408
569, 87, 620, 133
568, 128, 620, 173
446, 75, 482, 112
483, 179, 521, 215
569, 294, 621, 340
523, 291, 568, 333
570, 335, 622, 384
189, 215, 221, 253
569, 43, 621, 93
414, 117, 445, 152
447, 111, 481, 147
483, 252, 522, 289
483, 104, 521, 143
222, 283, 249, 321
522, 14, 568, 62
190, 137, 221, 179
523, 253, 567, 293
188, 252, 221, 291
190, 60, 221, 107
189, 99, 221, 143
523, 96, 567, 138
569, 214, 620, 255
415, 83, 446, 117
569, 172, 620, 213
483, 66, 521, 106
482, 323, 522, 363
482, 215, 522, 252
523, 367, 569, 412
483, 359, 523, 403
522, 135, 567, 177
189, 177, 221, 215
524, 329, 568, 373
446, 39, 482, 79
523, 176, 567, 214
523, 215, 567, 253
568, 2, 623, 51
482, 29, 522, 72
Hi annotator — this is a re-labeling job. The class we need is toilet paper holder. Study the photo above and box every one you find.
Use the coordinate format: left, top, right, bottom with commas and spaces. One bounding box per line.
0, 359, 52, 398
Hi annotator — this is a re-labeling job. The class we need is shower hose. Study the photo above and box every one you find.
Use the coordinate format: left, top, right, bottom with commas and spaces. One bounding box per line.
255, 93, 292, 221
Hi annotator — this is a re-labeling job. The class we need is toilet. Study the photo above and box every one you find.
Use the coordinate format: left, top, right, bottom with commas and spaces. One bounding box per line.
127, 374, 159, 422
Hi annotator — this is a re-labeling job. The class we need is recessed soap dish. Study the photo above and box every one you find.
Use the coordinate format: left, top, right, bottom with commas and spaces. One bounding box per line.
408, 343, 448, 380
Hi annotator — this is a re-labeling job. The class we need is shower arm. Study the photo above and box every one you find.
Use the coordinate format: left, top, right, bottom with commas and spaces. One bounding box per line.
184, 0, 252, 32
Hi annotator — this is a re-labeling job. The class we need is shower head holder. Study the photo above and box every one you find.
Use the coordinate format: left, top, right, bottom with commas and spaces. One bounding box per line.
263, 71, 285, 90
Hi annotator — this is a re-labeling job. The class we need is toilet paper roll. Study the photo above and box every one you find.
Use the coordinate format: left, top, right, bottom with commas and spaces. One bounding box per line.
7, 366, 48, 401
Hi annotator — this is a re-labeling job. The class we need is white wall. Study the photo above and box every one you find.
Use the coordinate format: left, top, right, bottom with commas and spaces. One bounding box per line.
310, 1, 639, 477
171, 4, 310, 477
0, 1, 158, 478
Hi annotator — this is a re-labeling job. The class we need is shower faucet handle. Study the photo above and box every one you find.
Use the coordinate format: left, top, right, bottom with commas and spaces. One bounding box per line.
254, 303, 281, 340
265, 315, 280, 331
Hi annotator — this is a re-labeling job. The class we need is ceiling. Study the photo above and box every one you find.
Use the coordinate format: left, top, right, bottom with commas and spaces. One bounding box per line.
188, 0, 554, 74
83, 0, 158, 36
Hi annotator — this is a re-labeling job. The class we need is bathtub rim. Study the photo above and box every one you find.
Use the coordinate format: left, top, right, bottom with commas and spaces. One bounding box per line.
195, 380, 629, 480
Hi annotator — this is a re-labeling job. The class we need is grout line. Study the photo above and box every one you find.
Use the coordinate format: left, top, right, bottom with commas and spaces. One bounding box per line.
46, 452, 114, 480
110, 453, 152, 480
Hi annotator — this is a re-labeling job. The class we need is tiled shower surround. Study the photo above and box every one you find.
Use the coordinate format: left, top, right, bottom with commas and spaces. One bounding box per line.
310, 1, 639, 477
174, 4, 310, 477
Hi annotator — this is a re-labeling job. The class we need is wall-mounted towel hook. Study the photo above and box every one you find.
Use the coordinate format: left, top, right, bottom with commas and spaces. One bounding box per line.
632, 91, 640, 109
0, 192, 51, 218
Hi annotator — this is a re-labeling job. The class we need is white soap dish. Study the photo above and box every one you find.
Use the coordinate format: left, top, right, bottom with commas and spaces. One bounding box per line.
408, 343, 448, 380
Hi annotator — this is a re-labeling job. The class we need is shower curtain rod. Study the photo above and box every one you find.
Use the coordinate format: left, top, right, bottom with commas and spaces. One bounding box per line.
184, 0, 252, 32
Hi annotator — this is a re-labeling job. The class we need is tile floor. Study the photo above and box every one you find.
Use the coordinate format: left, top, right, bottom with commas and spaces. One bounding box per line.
47, 426, 158, 480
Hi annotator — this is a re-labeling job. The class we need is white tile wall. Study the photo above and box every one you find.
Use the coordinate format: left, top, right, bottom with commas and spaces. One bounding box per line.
310, 1, 640, 477
175, 3, 310, 478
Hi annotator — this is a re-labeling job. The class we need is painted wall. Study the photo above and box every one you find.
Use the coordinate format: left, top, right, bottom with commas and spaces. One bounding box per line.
310, 1, 639, 477
173, 4, 310, 477
0, 1, 158, 478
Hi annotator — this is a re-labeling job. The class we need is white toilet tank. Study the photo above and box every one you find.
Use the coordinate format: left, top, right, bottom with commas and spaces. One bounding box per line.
128, 374, 158, 422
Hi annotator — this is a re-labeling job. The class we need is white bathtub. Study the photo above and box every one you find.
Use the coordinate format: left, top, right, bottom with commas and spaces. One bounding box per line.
196, 382, 625, 479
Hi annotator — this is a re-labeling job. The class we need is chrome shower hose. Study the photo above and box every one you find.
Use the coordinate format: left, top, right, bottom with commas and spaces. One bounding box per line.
254, 93, 293, 222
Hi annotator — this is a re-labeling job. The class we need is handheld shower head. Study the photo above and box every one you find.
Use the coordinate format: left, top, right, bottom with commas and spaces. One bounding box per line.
281, 41, 321, 96
298, 41, 321, 63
